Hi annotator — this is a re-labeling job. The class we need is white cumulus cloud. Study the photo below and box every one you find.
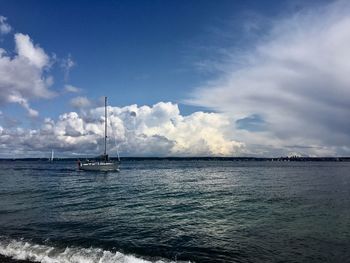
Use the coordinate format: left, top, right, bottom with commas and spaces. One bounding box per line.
14, 33, 50, 68
0, 33, 54, 117
0, 102, 244, 157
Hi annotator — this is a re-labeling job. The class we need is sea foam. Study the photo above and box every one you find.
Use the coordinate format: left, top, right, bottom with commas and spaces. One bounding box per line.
0, 238, 175, 263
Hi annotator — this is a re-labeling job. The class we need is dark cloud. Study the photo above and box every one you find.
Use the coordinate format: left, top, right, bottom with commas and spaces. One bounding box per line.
189, 0, 350, 156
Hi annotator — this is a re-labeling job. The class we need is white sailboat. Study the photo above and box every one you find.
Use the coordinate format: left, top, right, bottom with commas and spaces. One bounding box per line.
50, 150, 54, 162
78, 97, 120, 172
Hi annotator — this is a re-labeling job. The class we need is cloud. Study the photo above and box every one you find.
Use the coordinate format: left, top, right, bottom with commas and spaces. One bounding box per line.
61, 54, 75, 81
15, 33, 50, 68
0, 17, 78, 117
0, 16, 11, 35
0, 33, 54, 117
70, 96, 92, 108
64, 84, 81, 93
188, 0, 350, 156
0, 102, 243, 157
7, 95, 39, 117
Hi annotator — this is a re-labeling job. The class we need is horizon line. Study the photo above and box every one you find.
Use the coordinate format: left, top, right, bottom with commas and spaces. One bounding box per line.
1, 156, 350, 161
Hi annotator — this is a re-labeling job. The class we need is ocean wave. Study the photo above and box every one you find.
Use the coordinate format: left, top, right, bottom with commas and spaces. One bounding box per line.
0, 238, 177, 263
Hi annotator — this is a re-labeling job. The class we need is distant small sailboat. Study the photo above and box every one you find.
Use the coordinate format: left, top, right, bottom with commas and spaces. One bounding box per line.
49, 150, 54, 162
78, 96, 120, 172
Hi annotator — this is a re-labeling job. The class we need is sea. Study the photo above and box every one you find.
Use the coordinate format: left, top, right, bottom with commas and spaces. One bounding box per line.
0, 159, 349, 263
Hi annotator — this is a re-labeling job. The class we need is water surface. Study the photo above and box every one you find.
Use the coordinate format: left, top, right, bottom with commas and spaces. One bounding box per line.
0, 160, 349, 262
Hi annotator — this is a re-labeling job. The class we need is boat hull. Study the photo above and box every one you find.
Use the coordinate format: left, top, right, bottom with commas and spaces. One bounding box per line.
79, 162, 119, 172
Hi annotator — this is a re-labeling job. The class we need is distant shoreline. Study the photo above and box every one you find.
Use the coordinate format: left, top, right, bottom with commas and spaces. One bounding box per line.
1, 157, 350, 162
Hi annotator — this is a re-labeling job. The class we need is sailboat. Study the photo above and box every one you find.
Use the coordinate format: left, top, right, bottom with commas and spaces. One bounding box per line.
78, 97, 120, 172
49, 150, 54, 162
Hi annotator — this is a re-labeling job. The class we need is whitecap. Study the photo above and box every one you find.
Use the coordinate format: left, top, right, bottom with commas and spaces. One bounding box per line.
0, 238, 179, 263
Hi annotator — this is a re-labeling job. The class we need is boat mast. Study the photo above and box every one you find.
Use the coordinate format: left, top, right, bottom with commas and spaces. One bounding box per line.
104, 96, 107, 160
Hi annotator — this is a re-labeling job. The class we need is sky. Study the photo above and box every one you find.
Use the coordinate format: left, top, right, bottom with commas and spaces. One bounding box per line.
0, 0, 349, 158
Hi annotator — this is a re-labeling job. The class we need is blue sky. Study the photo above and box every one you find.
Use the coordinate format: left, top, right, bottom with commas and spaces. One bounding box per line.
0, 0, 306, 116
0, 0, 349, 157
